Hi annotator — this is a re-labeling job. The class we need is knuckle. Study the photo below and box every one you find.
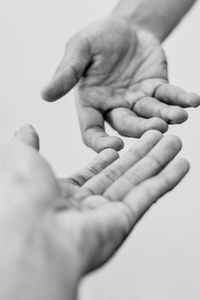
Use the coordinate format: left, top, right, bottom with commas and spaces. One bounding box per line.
124, 171, 143, 186
103, 167, 121, 183
160, 173, 173, 188
147, 154, 164, 170
129, 147, 142, 160
87, 165, 99, 176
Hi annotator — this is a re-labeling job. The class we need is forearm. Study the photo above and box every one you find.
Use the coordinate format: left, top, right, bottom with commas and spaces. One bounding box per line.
112, 0, 197, 41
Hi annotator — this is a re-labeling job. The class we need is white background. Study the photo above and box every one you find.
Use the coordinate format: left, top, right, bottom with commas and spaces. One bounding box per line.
0, 0, 200, 299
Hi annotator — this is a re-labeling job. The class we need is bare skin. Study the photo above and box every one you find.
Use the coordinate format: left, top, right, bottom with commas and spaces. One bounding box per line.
42, 17, 200, 152
0, 125, 189, 299
113, 0, 197, 41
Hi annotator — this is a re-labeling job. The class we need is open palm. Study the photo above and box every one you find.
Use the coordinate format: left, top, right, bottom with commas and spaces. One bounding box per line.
1, 125, 188, 299
15, 125, 189, 275
42, 19, 200, 152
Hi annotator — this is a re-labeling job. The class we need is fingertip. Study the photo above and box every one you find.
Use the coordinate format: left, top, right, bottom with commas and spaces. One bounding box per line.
41, 73, 70, 102
14, 124, 37, 138
163, 134, 182, 151
189, 93, 200, 107
41, 86, 52, 102
41, 79, 59, 102
142, 129, 163, 141
42, 64, 82, 101
100, 148, 120, 161
14, 124, 40, 150
167, 107, 188, 124
112, 137, 124, 151
169, 158, 190, 182
148, 118, 169, 134
178, 158, 190, 172
94, 136, 124, 153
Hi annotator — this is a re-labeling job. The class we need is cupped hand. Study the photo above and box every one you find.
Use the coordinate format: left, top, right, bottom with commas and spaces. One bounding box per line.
42, 18, 200, 152
0, 125, 189, 300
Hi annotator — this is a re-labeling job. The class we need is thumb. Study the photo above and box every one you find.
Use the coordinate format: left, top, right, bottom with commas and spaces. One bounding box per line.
41, 34, 91, 102
13, 124, 40, 151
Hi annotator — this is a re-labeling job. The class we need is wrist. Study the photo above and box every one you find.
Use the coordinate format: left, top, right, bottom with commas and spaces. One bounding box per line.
109, 3, 165, 42
108, 12, 161, 42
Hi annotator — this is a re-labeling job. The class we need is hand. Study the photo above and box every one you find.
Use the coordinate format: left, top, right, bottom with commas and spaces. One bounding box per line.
41, 18, 200, 152
0, 125, 189, 300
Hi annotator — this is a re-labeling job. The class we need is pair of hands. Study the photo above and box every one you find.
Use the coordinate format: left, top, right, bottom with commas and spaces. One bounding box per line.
42, 18, 200, 152
0, 124, 188, 300
0, 16, 196, 299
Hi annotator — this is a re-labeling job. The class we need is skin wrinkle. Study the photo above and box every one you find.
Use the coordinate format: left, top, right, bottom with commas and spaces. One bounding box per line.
42, 6, 200, 152
83, 132, 160, 195
4, 0, 200, 297
134, 97, 185, 123
0, 125, 189, 300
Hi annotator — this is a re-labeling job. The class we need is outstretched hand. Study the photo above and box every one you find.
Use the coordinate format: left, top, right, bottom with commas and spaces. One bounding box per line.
42, 18, 200, 152
0, 124, 189, 300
